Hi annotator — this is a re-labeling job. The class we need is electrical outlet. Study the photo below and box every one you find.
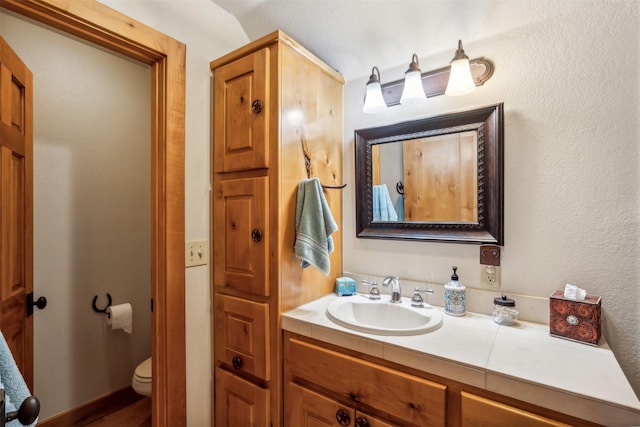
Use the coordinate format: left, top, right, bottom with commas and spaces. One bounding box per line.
185, 240, 208, 267
481, 265, 500, 288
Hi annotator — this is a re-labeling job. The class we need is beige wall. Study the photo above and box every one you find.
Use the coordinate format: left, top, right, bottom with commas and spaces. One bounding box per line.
343, 2, 640, 396
1, 10, 152, 419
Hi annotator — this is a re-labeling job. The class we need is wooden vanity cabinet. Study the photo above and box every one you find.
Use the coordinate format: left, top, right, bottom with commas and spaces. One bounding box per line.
284, 332, 601, 427
211, 30, 344, 427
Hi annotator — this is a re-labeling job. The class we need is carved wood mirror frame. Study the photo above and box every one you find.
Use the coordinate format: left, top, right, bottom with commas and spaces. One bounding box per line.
355, 103, 504, 245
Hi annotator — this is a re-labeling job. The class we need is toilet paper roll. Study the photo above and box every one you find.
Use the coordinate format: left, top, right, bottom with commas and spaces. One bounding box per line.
106, 303, 133, 334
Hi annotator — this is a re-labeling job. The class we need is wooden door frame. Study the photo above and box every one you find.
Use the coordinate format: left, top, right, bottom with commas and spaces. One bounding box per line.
0, 1, 186, 425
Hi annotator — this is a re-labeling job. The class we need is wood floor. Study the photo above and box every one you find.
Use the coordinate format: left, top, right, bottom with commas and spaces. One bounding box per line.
82, 398, 151, 427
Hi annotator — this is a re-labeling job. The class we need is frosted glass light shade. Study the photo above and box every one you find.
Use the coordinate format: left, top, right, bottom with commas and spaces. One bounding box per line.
400, 54, 426, 105
363, 67, 387, 113
446, 58, 476, 96
445, 40, 477, 96
400, 69, 426, 104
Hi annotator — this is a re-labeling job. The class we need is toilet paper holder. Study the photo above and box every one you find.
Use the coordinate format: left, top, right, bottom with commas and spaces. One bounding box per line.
92, 293, 112, 318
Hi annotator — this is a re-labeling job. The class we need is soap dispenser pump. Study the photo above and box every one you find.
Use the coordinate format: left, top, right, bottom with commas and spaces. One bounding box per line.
444, 266, 466, 316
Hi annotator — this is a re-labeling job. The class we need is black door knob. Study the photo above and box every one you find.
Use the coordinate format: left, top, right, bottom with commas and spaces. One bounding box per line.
26, 293, 47, 317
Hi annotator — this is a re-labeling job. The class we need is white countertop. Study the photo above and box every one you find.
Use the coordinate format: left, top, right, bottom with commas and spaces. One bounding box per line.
282, 294, 640, 426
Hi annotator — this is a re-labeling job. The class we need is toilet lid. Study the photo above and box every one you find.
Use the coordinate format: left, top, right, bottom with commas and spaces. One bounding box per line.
134, 357, 152, 381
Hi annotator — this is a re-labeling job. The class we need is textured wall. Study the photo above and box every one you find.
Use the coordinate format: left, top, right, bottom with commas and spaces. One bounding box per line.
343, 2, 640, 396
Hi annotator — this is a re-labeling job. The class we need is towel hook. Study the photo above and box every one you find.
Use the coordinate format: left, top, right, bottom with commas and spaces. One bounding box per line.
92, 293, 112, 315
299, 138, 346, 189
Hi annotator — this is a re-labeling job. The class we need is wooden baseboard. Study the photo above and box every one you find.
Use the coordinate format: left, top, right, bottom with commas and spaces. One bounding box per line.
38, 386, 143, 427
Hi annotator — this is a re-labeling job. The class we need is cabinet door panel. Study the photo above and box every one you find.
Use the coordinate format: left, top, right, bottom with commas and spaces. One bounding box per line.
286, 382, 352, 426
213, 176, 269, 296
213, 47, 269, 172
461, 392, 571, 427
215, 294, 270, 381
215, 367, 270, 427
355, 411, 396, 427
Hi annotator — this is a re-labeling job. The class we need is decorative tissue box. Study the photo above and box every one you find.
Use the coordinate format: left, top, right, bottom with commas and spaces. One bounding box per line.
549, 290, 601, 346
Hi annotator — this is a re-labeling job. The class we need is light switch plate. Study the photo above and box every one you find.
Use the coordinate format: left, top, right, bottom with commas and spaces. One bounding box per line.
185, 240, 208, 267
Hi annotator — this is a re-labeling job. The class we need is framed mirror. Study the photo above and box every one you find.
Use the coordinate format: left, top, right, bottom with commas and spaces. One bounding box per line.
355, 103, 503, 244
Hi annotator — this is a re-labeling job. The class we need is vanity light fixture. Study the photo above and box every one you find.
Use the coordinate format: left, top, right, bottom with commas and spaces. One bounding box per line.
362, 66, 388, 114
399, 54, 427, 105
445, 40, 476, 96
362, 40, 494, 113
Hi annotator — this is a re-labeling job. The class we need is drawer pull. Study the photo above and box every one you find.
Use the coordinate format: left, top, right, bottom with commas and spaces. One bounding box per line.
336, 409, 350, 426
355, 417, 370, 427
251, 99, 263, 114
251, 228, 263, 242
231, 356, 243, 370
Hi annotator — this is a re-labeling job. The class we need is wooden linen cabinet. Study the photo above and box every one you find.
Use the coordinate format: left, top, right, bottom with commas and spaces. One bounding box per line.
210, 30, 344, 426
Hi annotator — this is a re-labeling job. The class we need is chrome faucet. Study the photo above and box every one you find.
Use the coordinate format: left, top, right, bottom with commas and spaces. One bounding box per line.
382, 276, 401, 303
361, 279, 381, 300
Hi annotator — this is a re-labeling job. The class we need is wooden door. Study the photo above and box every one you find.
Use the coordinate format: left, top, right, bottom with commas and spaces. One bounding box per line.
0, 36, 33, 389
215, 367, 270, 427
213, 176, 269, 296
403, 131, 477, 223
213, 47, 270, 173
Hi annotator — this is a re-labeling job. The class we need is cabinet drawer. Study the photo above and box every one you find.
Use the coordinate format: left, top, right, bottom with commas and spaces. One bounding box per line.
213, 176, 269, 297
215, 294, 270, 380
286, 337, 446, 426
215, 367, 270, 427
213, 47, 270, 172
461, 392, 572, 427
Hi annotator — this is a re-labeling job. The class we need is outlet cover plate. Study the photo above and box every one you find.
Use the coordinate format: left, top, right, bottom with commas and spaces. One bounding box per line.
480, 265, 501, 288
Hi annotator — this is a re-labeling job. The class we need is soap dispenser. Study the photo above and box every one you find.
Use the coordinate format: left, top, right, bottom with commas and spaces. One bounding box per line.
444, 266, 466, 316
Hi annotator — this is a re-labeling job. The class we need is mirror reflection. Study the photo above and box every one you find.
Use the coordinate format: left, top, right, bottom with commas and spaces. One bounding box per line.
355, 103, 504, 244
372, 131, 478, 223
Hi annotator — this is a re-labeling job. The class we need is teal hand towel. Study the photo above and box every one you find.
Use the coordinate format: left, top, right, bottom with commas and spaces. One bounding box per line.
294, 178, 338, 275
372, 184, 398, 221
0, 331, 36, 426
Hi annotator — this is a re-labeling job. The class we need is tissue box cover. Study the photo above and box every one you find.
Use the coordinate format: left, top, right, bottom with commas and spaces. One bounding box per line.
549, 290, 601, 346
335, 277, 356, 296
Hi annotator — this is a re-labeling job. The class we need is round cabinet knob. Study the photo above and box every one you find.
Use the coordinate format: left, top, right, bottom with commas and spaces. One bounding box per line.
335, 409, 351, 426
251, 99, 263, 114
231, 356, 243, 370
355, 417, 370, 427
251, 228, 263, 242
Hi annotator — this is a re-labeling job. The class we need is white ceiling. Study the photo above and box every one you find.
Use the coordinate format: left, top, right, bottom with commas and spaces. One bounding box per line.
210, 0, 564, 82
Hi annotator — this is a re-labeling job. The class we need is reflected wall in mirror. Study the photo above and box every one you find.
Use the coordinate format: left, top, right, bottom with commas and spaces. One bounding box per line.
355, 103, 504, 244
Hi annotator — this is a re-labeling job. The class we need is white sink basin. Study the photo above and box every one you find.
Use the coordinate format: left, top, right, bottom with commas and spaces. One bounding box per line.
326, 296, 443, 336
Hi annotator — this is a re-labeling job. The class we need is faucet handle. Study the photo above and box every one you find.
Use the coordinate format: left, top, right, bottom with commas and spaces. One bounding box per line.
361, 280, 381, 300
411, 287, 435, 307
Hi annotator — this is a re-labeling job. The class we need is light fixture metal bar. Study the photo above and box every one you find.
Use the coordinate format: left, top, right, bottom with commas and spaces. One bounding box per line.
380, 58, 493, 106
